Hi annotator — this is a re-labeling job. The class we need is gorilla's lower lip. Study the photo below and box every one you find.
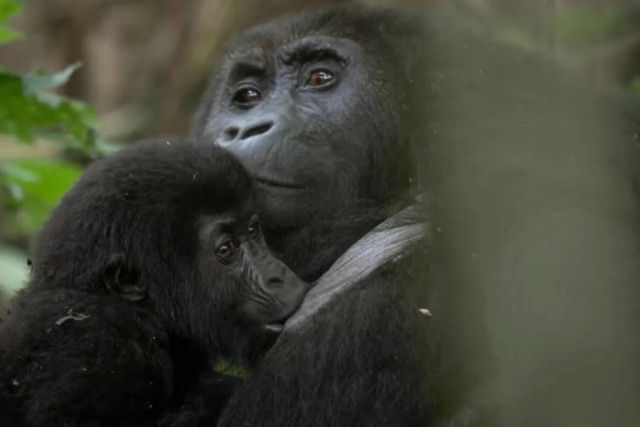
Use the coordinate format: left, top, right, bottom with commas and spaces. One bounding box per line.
263, 323, 284, 333
255, 176, 305, 190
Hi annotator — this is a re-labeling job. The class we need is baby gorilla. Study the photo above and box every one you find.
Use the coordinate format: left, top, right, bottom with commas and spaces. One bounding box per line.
0, 141, 308, 427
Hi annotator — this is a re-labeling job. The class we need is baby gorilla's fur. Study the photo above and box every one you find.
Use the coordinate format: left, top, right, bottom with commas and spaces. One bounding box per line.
0, 141, 307, 427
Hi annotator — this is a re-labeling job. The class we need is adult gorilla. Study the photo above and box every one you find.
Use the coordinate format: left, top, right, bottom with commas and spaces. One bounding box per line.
195, 5, 640, 427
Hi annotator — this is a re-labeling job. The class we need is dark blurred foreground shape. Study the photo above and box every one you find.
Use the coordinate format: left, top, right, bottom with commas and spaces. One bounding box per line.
412, 5, 640, 427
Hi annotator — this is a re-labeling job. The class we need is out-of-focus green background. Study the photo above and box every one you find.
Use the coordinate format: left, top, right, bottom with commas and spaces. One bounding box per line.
1, 0, 640, 305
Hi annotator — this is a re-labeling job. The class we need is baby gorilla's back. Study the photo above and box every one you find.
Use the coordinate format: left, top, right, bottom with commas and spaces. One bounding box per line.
0, 289, 172, 426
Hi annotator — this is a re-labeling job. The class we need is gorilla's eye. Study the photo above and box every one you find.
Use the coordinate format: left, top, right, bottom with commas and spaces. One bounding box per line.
232, 87, 262, 108
216, 240, 236, 264
306, 69, 335, 88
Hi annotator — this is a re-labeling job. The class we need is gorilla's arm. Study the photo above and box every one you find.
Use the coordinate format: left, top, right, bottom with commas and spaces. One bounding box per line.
284, 204, 427, 330
217, 248, 445, 427
159, 372, 241, 427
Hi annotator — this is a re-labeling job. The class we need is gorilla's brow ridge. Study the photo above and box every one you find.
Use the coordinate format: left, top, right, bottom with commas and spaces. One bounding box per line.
280, 40, 347, 66
228, 58, 266, 80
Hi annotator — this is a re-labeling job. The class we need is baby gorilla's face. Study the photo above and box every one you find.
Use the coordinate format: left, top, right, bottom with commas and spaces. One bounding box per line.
198, 213, 308, 334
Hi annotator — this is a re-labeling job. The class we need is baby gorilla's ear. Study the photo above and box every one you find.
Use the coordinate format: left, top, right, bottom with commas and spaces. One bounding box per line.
102, 253, 146, 302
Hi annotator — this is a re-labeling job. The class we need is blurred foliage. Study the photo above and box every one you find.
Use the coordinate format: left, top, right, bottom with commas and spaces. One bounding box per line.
0, 245, 26, 293
500, 7, 633, 48
494, 4, 640, 100
213, 359, 251, 378
1, 159, 83, 238
0, 0, 116, 296
0, 64, 97, 150
0, 0, 20, 44
631, 76, 640, 95
554, 9, 628, 44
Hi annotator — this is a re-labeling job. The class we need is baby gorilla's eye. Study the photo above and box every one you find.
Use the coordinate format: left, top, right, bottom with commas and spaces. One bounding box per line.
306, 69, 335, 88
232, 87, 262, 108
216, 240, 236, 264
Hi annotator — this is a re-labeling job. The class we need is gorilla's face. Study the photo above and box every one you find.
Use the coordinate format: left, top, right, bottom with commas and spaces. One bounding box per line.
197, 213, 308, 334
200, 33, 405, 220
196, 9, 415, 278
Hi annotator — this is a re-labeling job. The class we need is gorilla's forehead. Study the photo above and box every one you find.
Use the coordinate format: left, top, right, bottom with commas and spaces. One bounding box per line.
198, 212, 250, 238
226, 6, 411, 55
225, 35, 359, 69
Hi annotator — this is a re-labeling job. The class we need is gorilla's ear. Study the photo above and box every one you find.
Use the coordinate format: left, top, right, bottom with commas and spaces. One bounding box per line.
102, 254, 146, 302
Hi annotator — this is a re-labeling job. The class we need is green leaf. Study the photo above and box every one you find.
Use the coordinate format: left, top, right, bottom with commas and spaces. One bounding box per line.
0, 0, 21, 45
0, 162, 38, 182
22, 63, 82, 94
213, 359, 251, 378
0, 69, 98, 151
1, 159, 82, 235
0, 245, 28, 294
0, 0, 20, 25
0, 26, 20, 43
95, 139, 124, 156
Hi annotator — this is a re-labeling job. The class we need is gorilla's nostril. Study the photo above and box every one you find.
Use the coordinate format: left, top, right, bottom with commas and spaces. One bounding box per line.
224, 127, 240, 140
240, 122, 273, 140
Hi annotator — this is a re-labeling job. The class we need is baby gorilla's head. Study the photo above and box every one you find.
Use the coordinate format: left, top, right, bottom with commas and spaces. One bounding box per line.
31, 141, 308, 362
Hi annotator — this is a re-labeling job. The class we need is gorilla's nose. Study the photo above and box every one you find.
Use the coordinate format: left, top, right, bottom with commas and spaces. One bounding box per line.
223, 121, 273, 142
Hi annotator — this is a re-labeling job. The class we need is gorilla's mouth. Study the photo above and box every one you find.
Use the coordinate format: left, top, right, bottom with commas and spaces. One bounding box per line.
254, 175, 305, 190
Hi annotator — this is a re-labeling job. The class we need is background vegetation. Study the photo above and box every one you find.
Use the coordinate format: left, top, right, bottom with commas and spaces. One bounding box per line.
1, 0, 639, 303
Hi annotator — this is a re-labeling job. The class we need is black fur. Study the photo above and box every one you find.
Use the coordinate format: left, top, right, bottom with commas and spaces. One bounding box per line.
194, 7, 452, 426
195, 5, 640, 427
0, 141, 307, 426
